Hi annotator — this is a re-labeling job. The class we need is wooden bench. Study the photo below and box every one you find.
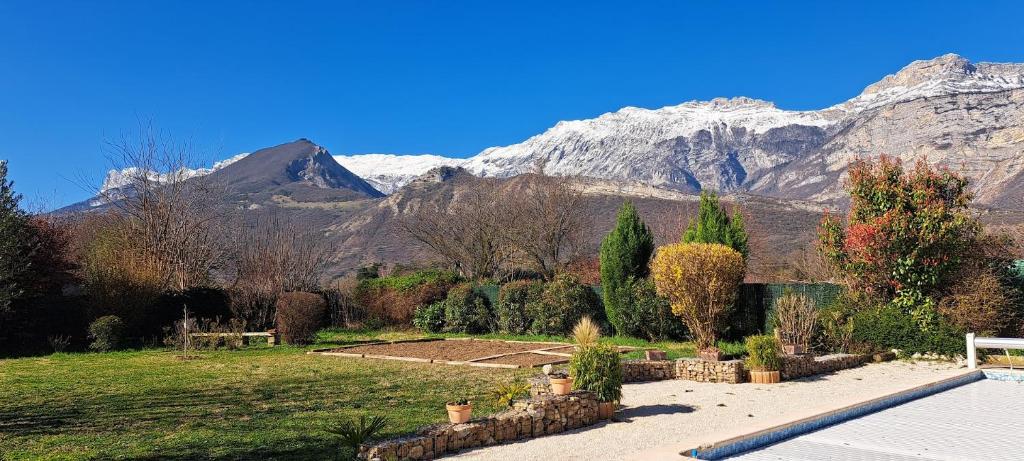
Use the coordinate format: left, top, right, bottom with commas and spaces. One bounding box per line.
189, 331, 279, 346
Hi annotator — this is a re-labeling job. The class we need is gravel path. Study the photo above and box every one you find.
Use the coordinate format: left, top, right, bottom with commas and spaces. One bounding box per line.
445, 361, 966, 461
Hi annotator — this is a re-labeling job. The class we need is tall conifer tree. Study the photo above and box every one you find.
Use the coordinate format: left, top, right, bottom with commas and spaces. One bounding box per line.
600, 201, 654, 333
682, 191, 749, 260
0, 161, 30, 312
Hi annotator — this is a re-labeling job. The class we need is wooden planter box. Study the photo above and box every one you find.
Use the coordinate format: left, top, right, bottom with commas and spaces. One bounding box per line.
749, 370, 781, 384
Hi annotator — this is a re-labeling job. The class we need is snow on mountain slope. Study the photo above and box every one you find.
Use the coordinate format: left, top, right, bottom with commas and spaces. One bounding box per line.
99, 152, 249, 193
85, 54, 1024, 205
334, 154, 464, 194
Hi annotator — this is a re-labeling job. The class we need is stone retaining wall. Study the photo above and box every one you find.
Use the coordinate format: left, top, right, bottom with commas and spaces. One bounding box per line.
359, 392, 599, 460
780, 353, 869, 380
675, 358, 745, 383
622, 359, 676, 382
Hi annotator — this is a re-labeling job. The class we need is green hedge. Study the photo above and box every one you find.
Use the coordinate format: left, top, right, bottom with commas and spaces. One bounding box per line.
471, 281, 842, 340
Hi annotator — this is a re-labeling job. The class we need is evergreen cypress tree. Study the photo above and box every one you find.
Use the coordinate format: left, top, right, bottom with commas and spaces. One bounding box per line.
600, 201, 654, 334
682, 191, 749, 260
0, 160, 29, 312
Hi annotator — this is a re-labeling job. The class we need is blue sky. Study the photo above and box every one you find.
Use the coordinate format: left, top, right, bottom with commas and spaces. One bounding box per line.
2, 1, 1024, 207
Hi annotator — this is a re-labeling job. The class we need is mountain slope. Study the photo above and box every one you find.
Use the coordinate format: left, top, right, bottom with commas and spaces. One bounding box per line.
340, 54, 1024, 206
210, 139, 383, 198
334, 153, 464, 194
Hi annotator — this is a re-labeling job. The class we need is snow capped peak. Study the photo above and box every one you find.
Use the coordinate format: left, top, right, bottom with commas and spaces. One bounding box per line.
333, 153, 465, 194
836, 54, 1024, 112
98, 152, 249, 194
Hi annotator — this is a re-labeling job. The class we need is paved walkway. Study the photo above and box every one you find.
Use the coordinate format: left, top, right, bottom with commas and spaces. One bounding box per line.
445, 361, 965, 461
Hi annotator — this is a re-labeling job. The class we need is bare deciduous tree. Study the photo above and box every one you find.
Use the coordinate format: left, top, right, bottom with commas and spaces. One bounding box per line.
228, 213, 332, 329
96, 123, 230, 292
506, 174, 586, 279
401, 179, 515, 279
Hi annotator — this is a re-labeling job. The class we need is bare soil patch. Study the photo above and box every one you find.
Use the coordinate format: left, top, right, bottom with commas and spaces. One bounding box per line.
332, 339, 565, 362
477, 352, 569, 367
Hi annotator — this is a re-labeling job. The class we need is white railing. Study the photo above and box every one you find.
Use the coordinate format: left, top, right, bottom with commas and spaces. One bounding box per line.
966, 333, 1024, 369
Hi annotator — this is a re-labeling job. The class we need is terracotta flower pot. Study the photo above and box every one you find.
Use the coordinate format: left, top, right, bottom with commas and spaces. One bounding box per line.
698, 348, 723, 362
783, 344, 806, 355
597, 401, 616, 419
749, 370, 781, 384
549, 377, 573, 395
446, 402, 473, 424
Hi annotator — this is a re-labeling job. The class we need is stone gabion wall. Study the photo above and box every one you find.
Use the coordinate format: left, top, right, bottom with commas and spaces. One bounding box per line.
359, 392, 599, 461
780, 353, 869, 380
622, 359, 676, 382
675, 358, 745, 383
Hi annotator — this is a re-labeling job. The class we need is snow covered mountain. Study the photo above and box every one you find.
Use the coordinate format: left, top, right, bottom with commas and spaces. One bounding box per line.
334, 154, 464, 194
89, 54, 1024, 206
98, 153, 250, 194
459, 54, 1024, 204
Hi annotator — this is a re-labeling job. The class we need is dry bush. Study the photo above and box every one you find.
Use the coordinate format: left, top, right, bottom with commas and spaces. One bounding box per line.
938, 268, 1016, 336
772, 291, 818, 348
275, 292, 327, 345
651, 243, 745, 351
354, 282, 450, 326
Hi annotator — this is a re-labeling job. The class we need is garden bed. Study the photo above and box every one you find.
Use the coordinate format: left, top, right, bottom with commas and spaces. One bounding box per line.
313, 338, 635, 368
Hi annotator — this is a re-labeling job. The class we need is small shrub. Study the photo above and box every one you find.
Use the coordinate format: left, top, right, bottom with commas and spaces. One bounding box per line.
569, 343, 623, 402
814, 293, 860, 354
771, 290, 818, 349
442, 284, 493, 333
495, 280, 543, 334
572, 316, 601, 348
745, 334, 781, 372
88, 315, 125, 352
616, 277, 686, 341
275, 292, 327, 345
651, 243, 745, 351
528, 274, 603, 336
412, 301, 446, 333
491, 380, 531, 407
851, 304, 964, 358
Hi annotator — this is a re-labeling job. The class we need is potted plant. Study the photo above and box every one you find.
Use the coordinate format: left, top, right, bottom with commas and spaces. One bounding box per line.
548, 371, 574, 395
771, 290, 817, 355
698, 347, 724, 362
745, 334, 782, 384
445, 398, 473, 424
569, 332, 623, 420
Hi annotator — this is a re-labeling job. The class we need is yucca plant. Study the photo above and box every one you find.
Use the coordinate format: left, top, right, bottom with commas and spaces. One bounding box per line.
331, 415, 388, 450
491, 380, 531, 407
572, 316, 601, 349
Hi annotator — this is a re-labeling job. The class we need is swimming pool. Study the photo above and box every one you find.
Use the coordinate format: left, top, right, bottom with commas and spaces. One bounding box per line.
724, 371, 1024, 460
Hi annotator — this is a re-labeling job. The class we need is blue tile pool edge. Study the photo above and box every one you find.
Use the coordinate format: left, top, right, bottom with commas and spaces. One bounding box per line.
684, 370, 985, 460
982, 369, 1024, 381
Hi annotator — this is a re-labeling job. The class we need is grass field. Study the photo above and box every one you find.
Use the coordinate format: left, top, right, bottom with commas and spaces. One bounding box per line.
0, 329, 697, 460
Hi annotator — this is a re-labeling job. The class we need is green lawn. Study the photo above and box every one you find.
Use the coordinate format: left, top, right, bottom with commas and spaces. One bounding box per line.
0, 340, 531, 460
0, 329, 698, 460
